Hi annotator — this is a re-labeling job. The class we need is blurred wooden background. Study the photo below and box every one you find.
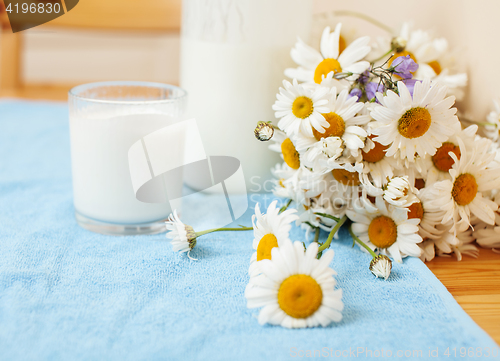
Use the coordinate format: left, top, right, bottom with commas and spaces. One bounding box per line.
0, 0, 181, 99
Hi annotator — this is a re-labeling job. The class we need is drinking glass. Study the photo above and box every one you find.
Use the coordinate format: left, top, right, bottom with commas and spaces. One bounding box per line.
68, 81, 187, 235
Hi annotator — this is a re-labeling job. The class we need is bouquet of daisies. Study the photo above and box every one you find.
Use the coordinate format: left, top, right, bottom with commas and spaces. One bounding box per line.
166, 19, 500, 329
255, 21, 500, 266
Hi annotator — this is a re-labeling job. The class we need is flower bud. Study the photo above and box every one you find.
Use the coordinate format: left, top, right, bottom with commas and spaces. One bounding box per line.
254, 121, 274, 141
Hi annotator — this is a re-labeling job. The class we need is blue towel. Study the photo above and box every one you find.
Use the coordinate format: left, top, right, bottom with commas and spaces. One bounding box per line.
0, 100, 498, 361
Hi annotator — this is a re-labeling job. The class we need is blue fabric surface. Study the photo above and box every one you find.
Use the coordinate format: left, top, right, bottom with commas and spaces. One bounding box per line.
0, 99, 499, 361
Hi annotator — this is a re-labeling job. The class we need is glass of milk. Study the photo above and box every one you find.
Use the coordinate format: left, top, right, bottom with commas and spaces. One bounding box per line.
68, 81, 187, 235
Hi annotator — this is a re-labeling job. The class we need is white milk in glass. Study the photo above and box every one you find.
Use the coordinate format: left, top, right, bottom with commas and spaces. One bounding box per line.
70, 112, 179, 224
180, 0, 312, 192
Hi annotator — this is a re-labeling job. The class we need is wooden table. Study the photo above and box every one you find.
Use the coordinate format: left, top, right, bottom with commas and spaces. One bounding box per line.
427, 247, 500, 344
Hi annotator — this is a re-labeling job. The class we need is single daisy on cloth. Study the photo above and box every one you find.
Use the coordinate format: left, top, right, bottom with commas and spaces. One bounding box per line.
347, 196, 422, 263
249, 201, 299, 277
428, 138, 500, 232
165, 210, 198, 260
285, 23, 371, 85
370, 79, 459, 166
272, 79, 330, 137
245, 240, 343, 328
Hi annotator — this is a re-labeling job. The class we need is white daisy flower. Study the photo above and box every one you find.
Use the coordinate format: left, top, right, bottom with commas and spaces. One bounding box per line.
285, 23, 371, 85
383, 176, 419, 207
347, 197, 423, 263
370, 79, 459, 165
419, 239, 436, 262
484, 99, 500, 143
294, 88, 369, 161
245, 240, 343, 328
272, 79, 330, 137
375, 23, 467, 100
369, 255, 392, 280
418, 124, 476, 183
474, 226, 500, 249
437, 227, 478, 261
428, 139, 500, 232
165, 210, 197, 260
473, 193, 500, 249
409, 187, 446, 240
254, 121, 274, 141
301, 136, 344, 172
249, 201, 299, 277
359, 134, 401, 189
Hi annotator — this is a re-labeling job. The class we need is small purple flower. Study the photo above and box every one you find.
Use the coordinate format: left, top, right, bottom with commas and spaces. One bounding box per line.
392, 55, 419, 79
358, 69, 371, 85
348, 88, 363, 100
402, 79, 419, 97
366, 82, 385, 101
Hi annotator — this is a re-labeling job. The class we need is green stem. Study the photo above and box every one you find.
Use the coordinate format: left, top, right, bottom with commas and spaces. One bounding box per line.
371, 48, 394, 64
313, 227, 320, 244
318, 215, 348, 253
279, 199, 292, 214
332, 10, 394, 34
473, 121, 497, 127
349, 225, 377, 258
196, 227, 253, 237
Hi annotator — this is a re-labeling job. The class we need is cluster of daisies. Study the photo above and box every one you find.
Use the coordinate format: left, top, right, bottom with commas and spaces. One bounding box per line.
165, 20, 500, 329
255, 21, 500, 265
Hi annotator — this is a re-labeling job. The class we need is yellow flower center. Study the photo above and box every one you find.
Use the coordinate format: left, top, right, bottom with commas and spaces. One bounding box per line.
292, 96, 314, 119
452, 173, 478, 206
281, 138, 300, 170
314, 58, 342, 84
278, 274, 323, 319
362, 136, 389, 163
398, 107, 432, 139
312, 112, 345, 140
332, 169, 361, 186
279, 178, 286, 188
368, 215, 398, 249
427, 60, 442, 75
256, 234, 279, 261
432, 142, 461, 172
408, 201, 424, 220
415, 178, 426, 190
339, 35, 347, 55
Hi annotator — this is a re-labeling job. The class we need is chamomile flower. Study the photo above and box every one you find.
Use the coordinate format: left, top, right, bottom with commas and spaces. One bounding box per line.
285, 24, 371, 85
301, 136, 344, 172
359, 135, 400, 189
245, 241, 343, 328
249, 201, 298, 277
429, 139, 500, 232
166, 210, 197, 260
383, 176, 419, 207
347, 197, 422, 263
484, 99, 500, 143
473, 193, 500, 249
418, 125, 476, 183
437, 227, 478, 261
370, 79, 459, 165
272, 79, 330, 137
369, 255, 392, 280
376, 23, 467, 100
254, 121, 274, 141
294, 88, 369, 161
409, 187, 446, 240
